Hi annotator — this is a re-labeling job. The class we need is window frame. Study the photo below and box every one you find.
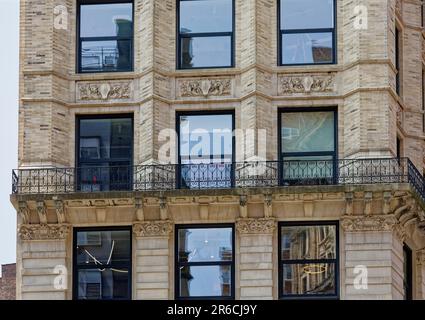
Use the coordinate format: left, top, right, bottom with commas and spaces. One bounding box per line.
75, 113, 134, 191
395, 24, 402, 96
277, 107, 338, 185
72, 226, 133, 300
76, 0, 134, 74
176, 0, 236, 70
403, 244, 413, 300
174, 223, 235, 300
176, 110, 236, 188
277, 0, 337, 66
278, 221, 340, 300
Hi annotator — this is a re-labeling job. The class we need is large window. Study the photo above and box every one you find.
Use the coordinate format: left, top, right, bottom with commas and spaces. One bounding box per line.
78, 0, 133, 73
279, 222, 338, 299
177, 0, 234, 69
278, 0, 336, 65
177, 112, 234, 189
279, 109, 337, 185
175, 225, 234, 299
403, 244, 413, 300
73, 227, 132, 300
395, 25, 402, 96
77, 115, 133, 191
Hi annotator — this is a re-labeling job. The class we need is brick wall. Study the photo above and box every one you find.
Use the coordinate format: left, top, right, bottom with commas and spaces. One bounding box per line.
0, 264, 16, 300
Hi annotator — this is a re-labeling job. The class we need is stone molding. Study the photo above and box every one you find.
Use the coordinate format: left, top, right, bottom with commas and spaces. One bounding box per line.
178, 78, 232, 97
133, 220, 173, 237
278, 73, 335, 95
19, 224, 70, 241
236, 218, 276, 234
76, 81, 132, 101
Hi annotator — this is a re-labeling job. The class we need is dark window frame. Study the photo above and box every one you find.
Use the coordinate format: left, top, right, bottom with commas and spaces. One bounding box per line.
75, 113, 134, 191
277, 107, 338, 185
176, 110, 236, 188
72, 226, 133, 300
176, 0, 235, 70
277, 0, 337, 66
395, 24, 402, 96
403, 244, 413, 300
76, 0, 134, 74
175, 223, 235, 300
278, 221, 340, 300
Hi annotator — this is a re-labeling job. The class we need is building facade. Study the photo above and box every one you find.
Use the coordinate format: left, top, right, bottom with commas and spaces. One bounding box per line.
10, 0, 425, 300
0, 264, 16, 300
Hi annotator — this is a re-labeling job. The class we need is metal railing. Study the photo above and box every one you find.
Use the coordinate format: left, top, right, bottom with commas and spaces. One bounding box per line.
11, 158, 415, 195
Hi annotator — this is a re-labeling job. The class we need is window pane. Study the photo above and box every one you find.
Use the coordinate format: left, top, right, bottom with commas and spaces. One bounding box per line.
281, 112, 334, 153
181, 36, 232, 68
282, 263, 336, 296
79, 118, 133, 162
81, 40, 132, 72
179, 265, 232, 297
282, 156, 334, 183
180, 0, 233, 34
78, 163, 132, 192
281, 32, 333, 65
76, 230, 131, 266
178, 228, 233, 262
280, 225, 336, 260
77, 268, 129, 300
80, 3, 133, 38
280, 0, 334, 30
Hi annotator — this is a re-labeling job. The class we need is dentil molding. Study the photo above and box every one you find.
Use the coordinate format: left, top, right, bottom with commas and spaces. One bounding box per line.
236, 218, 276, 234
19, 224, 71, 241
133, 220, 173, 237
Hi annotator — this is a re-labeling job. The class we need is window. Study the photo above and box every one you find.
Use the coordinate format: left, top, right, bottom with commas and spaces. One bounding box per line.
403, 244, 413, 300
73, 227, 132, 300
177, 112, 234, 189
175, 225, 234, 299
177, 0, 234, 69
278, 0, 336, 65
78, 0, 133, 73
279, 222, 338, 299
77, 115, 133, 191
395, 25, 402, 95
423, 69, 425, 133
279, 108, 337, 185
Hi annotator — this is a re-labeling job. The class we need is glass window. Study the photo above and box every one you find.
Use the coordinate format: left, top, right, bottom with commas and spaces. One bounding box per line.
280, 110, 336, 185
279, 223, 338, 298
403, 244, 412, 300
78, 2, 133, 73
176, 225, 234, 299
178, 113, 233, 189
78, 116, 133, 191
178, 0, 234, 69
279, 0, 335, 65
74, 228, 131, 300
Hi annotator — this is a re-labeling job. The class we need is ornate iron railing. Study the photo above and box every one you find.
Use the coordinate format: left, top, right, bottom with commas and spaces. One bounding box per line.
11, 158, 417, 195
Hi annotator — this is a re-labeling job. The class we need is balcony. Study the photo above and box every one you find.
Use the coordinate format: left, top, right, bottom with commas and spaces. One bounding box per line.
11, 158, 425, 202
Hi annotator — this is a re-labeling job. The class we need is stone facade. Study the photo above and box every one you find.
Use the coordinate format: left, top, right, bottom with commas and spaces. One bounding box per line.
0, 264, 16, 300
11, 0, 425, 300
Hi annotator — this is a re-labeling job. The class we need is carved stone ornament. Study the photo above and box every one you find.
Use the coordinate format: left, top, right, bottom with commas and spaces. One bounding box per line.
340, 215, 399, 232
236, 218, 276, 234
279, 74, 335, 95
179, 78, 232, 97
133, 220, 173, 237
19, 224, 70, 241
77, 81, 132, 101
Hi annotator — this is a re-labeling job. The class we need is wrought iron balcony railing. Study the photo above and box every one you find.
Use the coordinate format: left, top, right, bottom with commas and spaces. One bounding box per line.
11, 158, 422, 198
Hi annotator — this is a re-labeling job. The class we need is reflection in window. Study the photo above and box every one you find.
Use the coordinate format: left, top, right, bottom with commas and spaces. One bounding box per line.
279, 223, 338, 298
280, 110, 336, 185
176, 226, 234, 299
178, 0, 234, 69
78, 116, 133, 191
178, 113, 233, 189
74, 228, 131, 300
279, 0, 335, 65
78, 2, 133, 72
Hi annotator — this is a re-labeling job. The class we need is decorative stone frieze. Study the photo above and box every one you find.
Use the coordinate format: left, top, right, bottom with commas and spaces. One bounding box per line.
19, 224, 70, 241
278, 73, 335, 95
133, 220, 173, 238
236, 218, 276, 234
76, 81, 132, 101
178, 78, 232, 97
340, 215, 399, 232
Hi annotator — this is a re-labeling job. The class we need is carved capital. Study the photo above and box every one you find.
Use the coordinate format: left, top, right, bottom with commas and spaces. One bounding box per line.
416, 249, 425, 265
54, 200, 66, 224
133, 220, 173, 238
36, 201, 47, 224
19, 224, 70, 241
236, 218, 276, 234
179, 78, 232, 97
18, 201, 30, 224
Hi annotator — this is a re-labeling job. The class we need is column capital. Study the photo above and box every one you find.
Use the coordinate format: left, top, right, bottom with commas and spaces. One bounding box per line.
236, 218, 276, 234
18, 224, 71, 241
133, 220, 173, 238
